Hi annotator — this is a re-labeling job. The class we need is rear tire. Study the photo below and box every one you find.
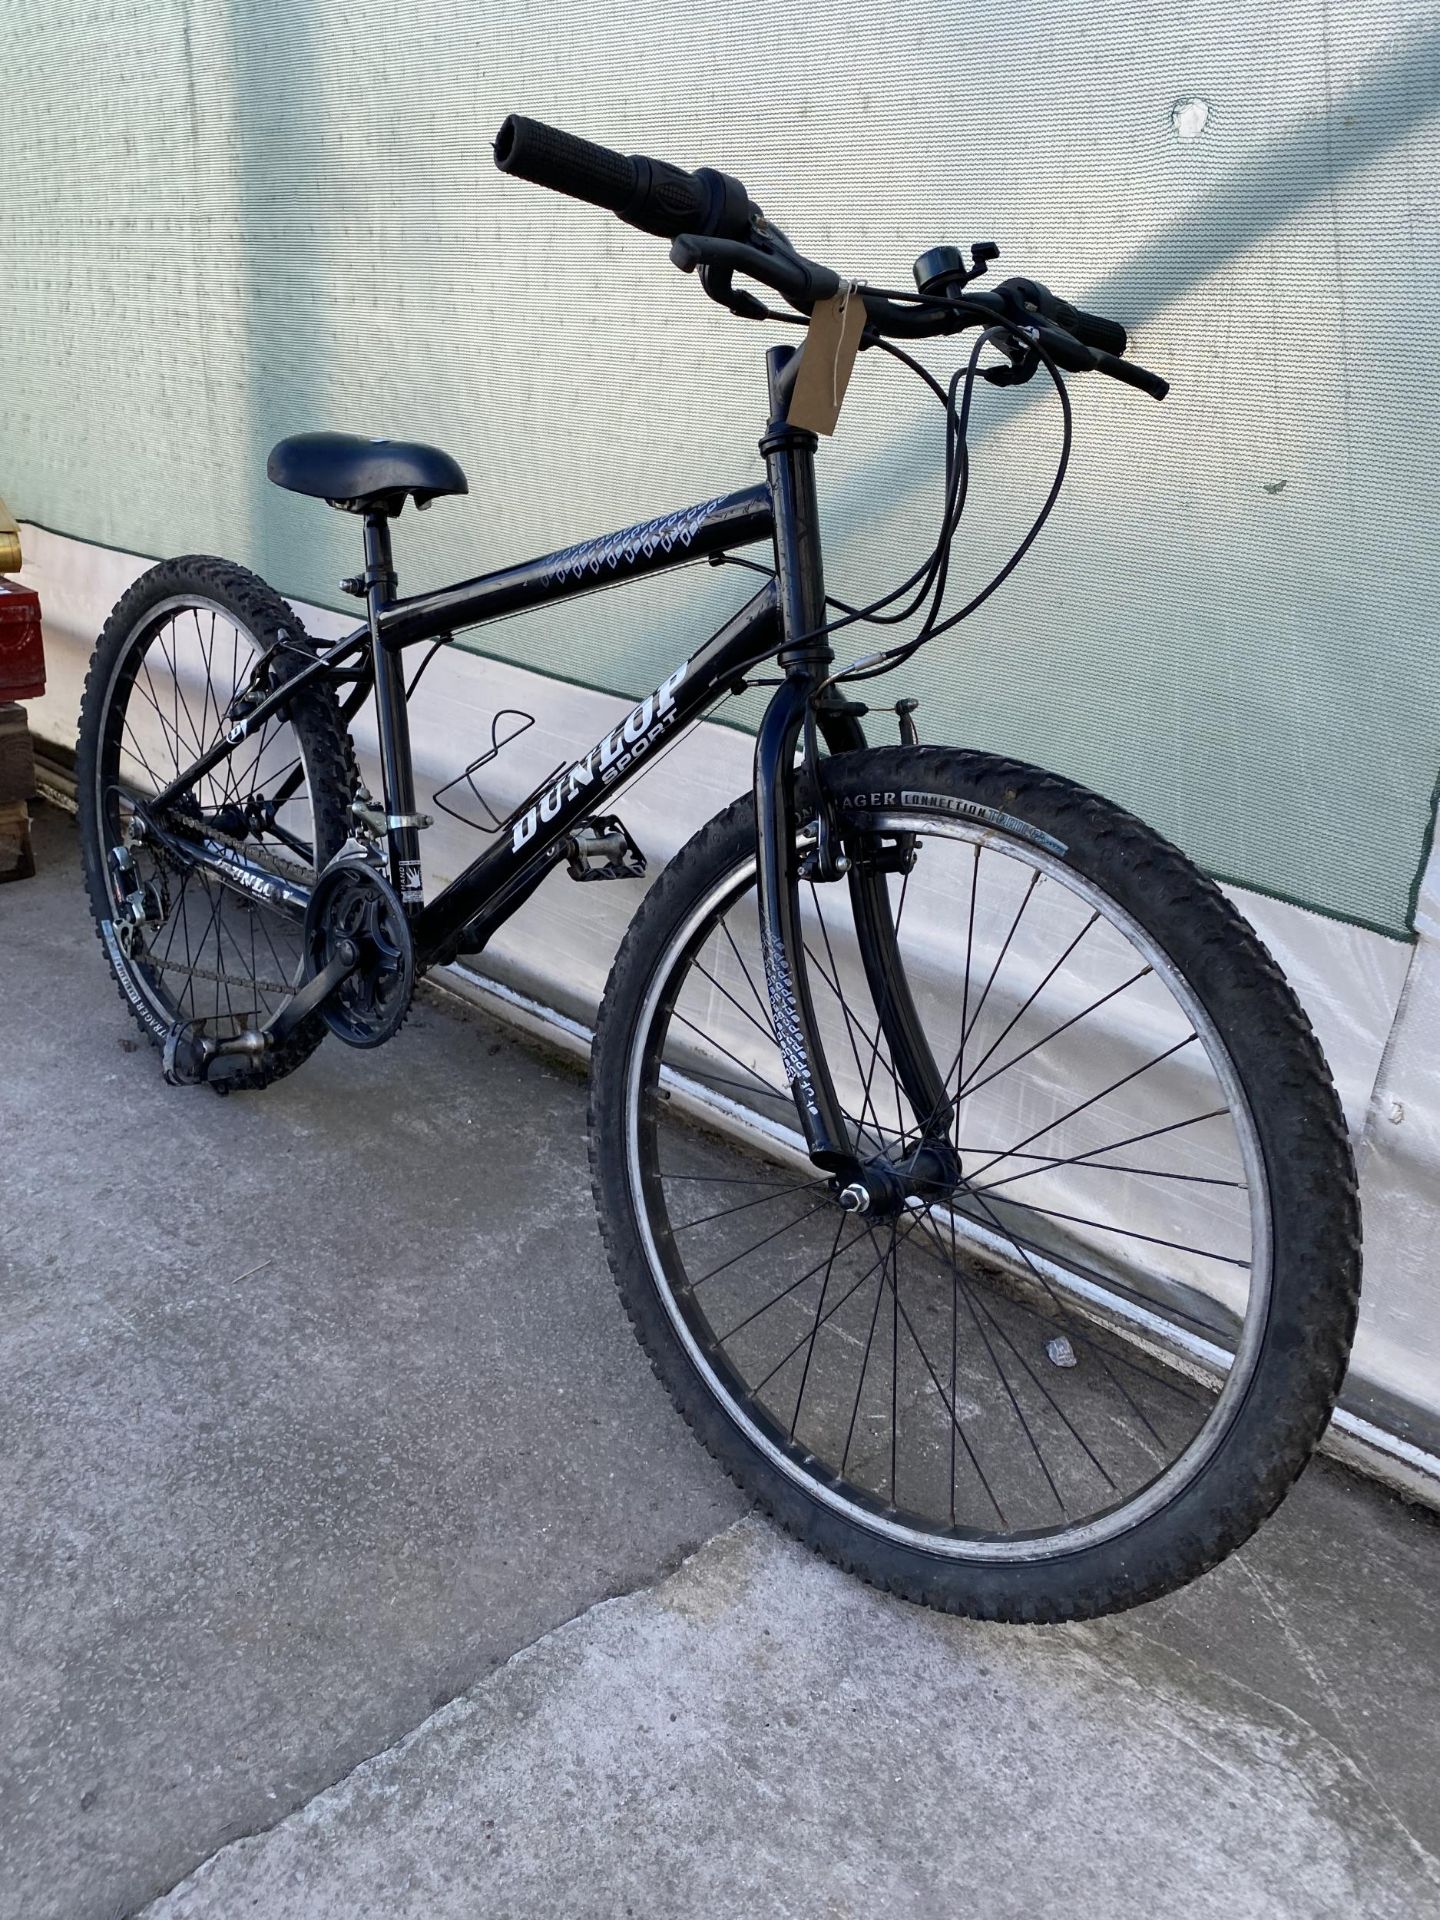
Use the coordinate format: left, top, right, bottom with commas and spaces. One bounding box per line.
589, 745, 1360, 1621
76, 555, 355, 1089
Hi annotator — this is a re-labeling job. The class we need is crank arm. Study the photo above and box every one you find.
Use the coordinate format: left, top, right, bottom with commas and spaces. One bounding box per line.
263, 935, 361, 1045
162, 936, 361, 1086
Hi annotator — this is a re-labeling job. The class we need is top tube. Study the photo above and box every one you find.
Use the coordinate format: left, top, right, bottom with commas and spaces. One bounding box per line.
377, 485, 774, 652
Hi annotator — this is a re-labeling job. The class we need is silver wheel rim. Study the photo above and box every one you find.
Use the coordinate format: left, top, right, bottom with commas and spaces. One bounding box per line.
94, 595, 320, 1035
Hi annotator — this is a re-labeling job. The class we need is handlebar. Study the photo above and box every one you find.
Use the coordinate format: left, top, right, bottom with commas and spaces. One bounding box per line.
494, 113, 756, 244
493, 114, 1167, 401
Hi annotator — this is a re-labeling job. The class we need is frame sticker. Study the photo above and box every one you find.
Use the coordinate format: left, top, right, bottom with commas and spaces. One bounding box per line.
546, 497, 732, 587
512, 658, 691, 852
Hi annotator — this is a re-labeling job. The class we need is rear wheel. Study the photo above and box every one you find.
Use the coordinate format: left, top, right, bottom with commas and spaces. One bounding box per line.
76, 555, 354, 1088
590, 745, 1359, 1621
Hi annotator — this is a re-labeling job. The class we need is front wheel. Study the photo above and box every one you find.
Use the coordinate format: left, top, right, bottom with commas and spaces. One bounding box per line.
589, 745, 1359, 1621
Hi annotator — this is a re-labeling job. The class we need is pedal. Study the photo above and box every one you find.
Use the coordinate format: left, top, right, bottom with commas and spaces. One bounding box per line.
565, 816, 646, 882
162, 1020, 270, 1089
162, 1020, 216, 1087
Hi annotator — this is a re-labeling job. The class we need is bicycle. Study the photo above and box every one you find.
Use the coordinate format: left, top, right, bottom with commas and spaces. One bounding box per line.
74, 114, 1360, 1623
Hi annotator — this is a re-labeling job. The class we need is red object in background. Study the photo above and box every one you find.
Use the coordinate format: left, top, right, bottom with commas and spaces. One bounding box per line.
0, 578, 45, 700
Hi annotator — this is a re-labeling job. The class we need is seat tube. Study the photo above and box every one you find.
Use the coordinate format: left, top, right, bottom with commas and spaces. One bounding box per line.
363, 514, 424, 909
753, 345, 856, 1175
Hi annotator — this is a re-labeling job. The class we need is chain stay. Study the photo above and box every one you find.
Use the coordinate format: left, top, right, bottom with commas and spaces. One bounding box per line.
128, 808, 316, 996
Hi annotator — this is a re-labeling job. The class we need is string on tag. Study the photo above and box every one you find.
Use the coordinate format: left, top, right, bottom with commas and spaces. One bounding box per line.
831, 281, 855, 409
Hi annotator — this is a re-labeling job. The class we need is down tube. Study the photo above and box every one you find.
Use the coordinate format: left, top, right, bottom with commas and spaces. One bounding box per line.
411, 583, 781, 963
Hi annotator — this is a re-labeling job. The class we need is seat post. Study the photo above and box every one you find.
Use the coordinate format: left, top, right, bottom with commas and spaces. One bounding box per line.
362, 510, 398, 604
362, 512, 424, 909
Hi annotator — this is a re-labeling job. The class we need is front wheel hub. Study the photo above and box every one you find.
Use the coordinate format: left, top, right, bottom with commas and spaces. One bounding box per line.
835, 1139, 961, 1217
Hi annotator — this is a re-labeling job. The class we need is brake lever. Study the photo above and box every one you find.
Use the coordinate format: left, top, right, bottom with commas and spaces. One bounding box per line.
697, 258, 770, 321
670, 232, 840, 314
981, 348, 1040, 388
1092, 350, 1170, 401
1033, 319, 1171, 399
982, 319, 1171, 402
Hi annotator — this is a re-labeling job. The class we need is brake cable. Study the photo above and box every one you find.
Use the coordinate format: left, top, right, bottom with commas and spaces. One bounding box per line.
815, 332, 1073, 693
707, 313, 1069, 687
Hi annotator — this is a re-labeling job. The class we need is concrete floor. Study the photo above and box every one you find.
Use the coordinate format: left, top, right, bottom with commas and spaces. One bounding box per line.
4, 803, 1439, 1920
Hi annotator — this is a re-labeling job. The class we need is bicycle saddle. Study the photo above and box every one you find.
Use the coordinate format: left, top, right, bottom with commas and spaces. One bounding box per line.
267, 432, 469, 516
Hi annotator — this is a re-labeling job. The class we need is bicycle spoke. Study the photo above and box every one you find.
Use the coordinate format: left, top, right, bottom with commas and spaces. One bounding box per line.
662, 1172, 807, 1186
97, 608, 325, 1039
672, 1176, 824, 1232
803, 900, 894, 1157
159, 626, 207, 765
671, 1069, 796, 1109
118, 721, 166, 795
842, 1219, 897, 1478
692, 957, 778, 1052
718, 918, 776, 1035
957, 868, 1041, 1061
688, 1199, 833, 1289
669, 1010, 790, 1104
718, 1215, 869, 1348
935, 1190, 1179, 1450
853, 869, 914, 1142
958, 1109, 1238, 1195
958, 961, 1152, 1104
879, 1221, 1008, 1524
742, 1224, 912, 1395
944, 1205, 1066, 1520
961, 1034, 1201, 1183
974, 1190, 1250, 1268
956, 842, 980, 1096
956, 908, 1098, 1095
907, 1206, 1128, 1480
618, 789, 1271, 1562
788, 1212, 848, 1441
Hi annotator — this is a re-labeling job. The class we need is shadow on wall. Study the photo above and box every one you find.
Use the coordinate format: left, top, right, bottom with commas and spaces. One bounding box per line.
229, 1, 325, 586
827, 13, 1440, 537
212, 4, 1439, 937
220, 5, 1440, 613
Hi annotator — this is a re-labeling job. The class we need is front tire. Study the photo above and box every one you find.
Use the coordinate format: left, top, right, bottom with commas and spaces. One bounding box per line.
589, 745, 1359, 1622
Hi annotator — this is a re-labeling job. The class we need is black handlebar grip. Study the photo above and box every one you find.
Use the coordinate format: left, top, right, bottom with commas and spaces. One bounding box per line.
494, 114, 638, 214
494, 114, 752, 242
1062, 303, 1129, 358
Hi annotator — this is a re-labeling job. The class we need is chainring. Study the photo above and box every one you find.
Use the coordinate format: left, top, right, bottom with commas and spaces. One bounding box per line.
303, 854, 415, 1048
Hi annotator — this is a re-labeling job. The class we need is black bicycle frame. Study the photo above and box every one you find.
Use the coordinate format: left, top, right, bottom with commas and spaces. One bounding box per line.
151, 343, 952, 1179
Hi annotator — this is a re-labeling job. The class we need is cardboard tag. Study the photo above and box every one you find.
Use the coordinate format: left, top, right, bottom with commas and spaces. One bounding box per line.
786, 284, 867, 436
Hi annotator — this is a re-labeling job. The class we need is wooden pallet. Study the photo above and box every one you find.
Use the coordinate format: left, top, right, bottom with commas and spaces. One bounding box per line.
0, 701, 36, 882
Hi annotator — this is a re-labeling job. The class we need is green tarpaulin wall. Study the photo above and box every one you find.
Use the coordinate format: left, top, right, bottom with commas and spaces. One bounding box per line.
4, 0, 1437, 935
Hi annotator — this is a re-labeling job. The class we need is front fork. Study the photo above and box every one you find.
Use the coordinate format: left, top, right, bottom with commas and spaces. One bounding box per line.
752, 677, 955, 1190
754, 345, 954, 1194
